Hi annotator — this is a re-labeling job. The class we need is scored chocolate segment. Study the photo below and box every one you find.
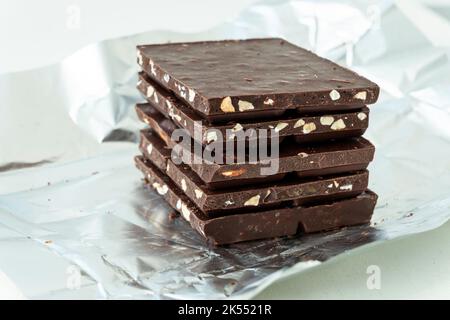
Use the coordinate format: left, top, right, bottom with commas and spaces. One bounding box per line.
135, 155, 378, 245
139, 124, 375, 188
136, 38, 379, 117
138, 132, 369, 215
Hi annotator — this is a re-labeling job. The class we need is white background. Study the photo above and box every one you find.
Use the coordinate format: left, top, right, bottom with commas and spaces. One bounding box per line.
0, 0, 449, 299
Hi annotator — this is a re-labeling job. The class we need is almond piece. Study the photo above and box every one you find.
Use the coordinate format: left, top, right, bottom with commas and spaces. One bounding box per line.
181, 179, 187, 191
354, 91, 367, 100
244, 195, 260, 206
357, 112, 367, 121
188, 88, 196, 102
264, 98, 274, 105
221, 168, 246, 177
194, 189, 203, 199
137, 50, 143, 65
220, 97, 235, 113
146, 86, 155, 98
224, 200, 234, 207
152, 182, 168, 195
294, 119, 305, 128
320, 116, 334, 126
329, 89, 341, 101
275, 122, 289, 132
302, 122, 316, 134
231, 123, 243, 132
149, 60, 157, 76
163, 74, 170, 83
238, 100, 255, 112
298, 152, 308, 158
340, 184, 353, 191
331, 119, 346, 130
146, 143, 153, 155
181, 203, 191, 222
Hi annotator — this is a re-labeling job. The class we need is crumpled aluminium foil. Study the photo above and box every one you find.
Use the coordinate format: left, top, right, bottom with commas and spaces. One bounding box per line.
1, 0, 450, 299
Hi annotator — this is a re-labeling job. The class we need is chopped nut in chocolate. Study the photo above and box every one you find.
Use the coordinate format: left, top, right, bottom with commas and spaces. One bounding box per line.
134, 38, 379, 244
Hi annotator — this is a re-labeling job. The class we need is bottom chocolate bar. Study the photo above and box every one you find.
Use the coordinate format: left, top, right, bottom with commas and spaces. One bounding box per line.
135, 156, 377, 245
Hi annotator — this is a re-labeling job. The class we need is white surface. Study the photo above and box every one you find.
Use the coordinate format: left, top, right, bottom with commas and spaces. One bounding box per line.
254, 220, 450, 299
0, 0, 257, 73
0, 271, 26, 299
1, 0, 449, 299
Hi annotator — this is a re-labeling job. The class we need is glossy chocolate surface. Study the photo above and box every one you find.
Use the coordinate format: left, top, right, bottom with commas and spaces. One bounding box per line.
137, 38, 379, 117
135, 156, 377, 245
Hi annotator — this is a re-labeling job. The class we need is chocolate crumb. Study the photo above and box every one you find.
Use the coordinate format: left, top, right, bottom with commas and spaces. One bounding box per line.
168, 211, 178, 221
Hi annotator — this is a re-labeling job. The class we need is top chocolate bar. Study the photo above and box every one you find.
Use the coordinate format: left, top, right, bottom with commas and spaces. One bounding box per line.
136, 38, 379, 117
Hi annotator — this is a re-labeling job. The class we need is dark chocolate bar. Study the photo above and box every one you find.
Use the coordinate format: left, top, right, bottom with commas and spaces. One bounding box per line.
135, 87, 369, 145
139, 125, 375, 188
135, 155, 377, 245
137, 133, 369, 215
137, 72, 286, 123
137, 72, 370, 140
136, 38, 379, 118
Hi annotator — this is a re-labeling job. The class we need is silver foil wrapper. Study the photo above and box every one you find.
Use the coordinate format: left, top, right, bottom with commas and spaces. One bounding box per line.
1, 0, 450, 299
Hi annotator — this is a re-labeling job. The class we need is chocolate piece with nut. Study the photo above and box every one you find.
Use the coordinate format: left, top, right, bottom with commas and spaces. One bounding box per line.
139, 124, 375, 189
135, 155, 378, 245
139, 129, 369, 215
136, 38, 379, 117
134, 37, 380, 245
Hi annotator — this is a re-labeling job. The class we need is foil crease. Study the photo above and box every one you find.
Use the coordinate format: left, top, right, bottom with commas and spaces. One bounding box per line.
1, 0, 450, 299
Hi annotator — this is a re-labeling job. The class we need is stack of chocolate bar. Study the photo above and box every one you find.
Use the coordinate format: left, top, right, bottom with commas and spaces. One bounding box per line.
135, 38, 379, 245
